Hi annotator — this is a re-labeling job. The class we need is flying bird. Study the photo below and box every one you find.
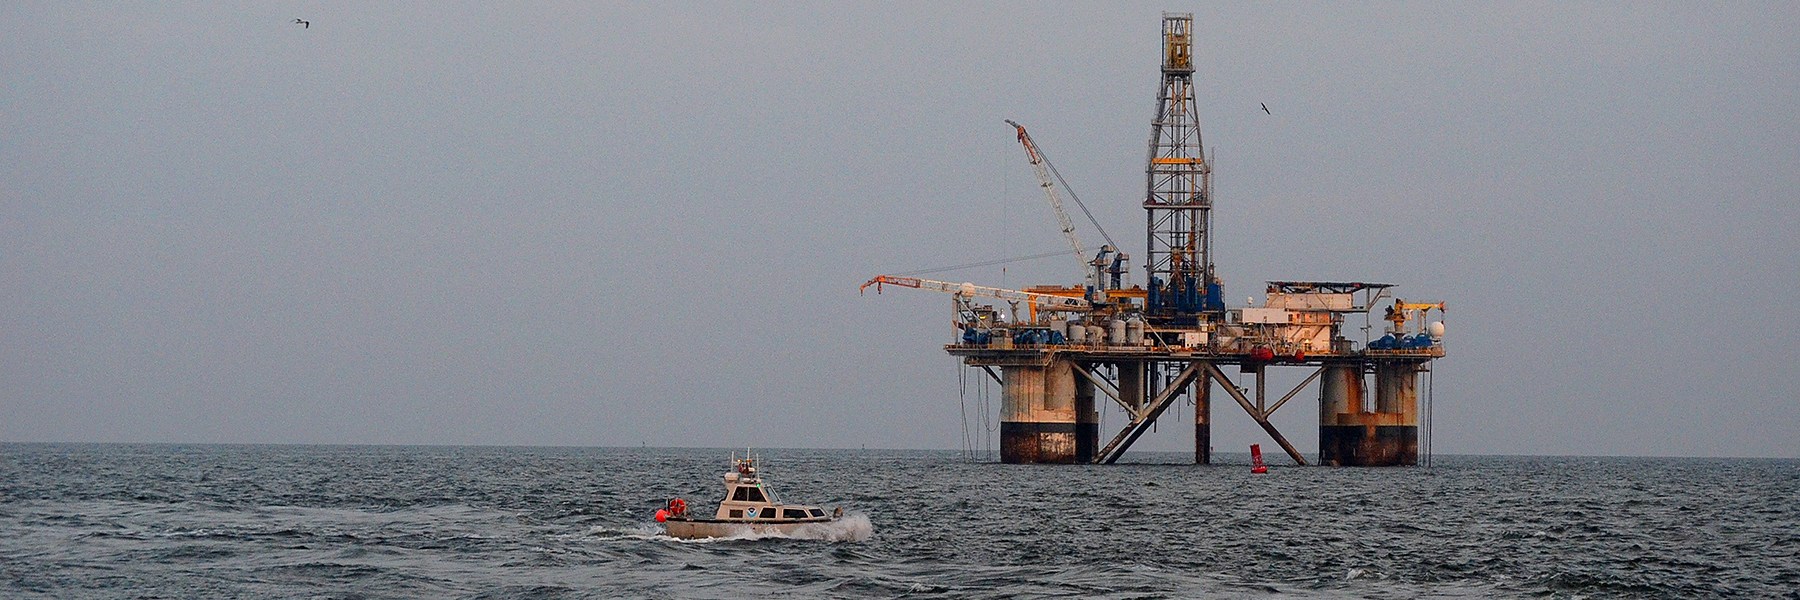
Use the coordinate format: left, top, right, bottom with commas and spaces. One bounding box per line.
293, 18, 309, 29
1260, 102, 1271, 115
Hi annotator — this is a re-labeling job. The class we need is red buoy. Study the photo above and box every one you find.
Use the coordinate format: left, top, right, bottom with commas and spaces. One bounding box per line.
654, 509, 669, 522
1250, 443, 1268, 474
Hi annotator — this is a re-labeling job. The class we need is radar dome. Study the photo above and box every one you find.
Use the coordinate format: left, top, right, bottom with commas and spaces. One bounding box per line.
1428, 321, 1446, 340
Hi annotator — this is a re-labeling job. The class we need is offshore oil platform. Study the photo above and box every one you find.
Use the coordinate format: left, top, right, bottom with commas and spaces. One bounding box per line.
863, 13, 1447, 466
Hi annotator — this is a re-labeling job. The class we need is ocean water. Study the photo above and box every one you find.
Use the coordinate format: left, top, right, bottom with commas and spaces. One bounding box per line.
1, 444, 1795, 599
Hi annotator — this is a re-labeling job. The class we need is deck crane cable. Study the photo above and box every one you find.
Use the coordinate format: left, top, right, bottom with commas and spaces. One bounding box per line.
1426, 363, 1434, 468
1005, 120, 1118, 278
1035, 134, 1117, 250
981, 371, 996, 461
957, 363, 968, 459
893, 249, 1070, 277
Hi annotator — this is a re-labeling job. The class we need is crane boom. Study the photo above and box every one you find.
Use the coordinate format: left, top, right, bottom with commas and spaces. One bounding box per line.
1006, 120, 1088, 278
860, 275, 1091, 311
1384, 299, 1447, 332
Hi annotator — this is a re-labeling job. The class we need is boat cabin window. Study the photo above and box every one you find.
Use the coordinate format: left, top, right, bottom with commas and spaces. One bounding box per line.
782, 508, 807, 519
808, 508, 824, 518
731, 486, 768, 503
728, 509, 743, 518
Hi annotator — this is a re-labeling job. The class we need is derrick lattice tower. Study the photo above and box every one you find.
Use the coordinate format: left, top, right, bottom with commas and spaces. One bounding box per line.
1143, 12, 1221, 324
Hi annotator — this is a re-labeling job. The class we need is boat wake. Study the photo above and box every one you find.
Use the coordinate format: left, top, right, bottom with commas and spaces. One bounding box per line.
787, 513, 874, 542
587, 523, 671, 542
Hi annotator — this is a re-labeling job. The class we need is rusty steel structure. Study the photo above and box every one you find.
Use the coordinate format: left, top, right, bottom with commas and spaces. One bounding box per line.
863, 13, 1447, 466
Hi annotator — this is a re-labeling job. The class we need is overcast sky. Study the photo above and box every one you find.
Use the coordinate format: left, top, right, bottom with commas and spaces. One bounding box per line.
4, 3, 1796, 458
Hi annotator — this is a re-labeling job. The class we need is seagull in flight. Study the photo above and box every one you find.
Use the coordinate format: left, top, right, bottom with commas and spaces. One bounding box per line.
293, 18, 310, 29
1260, 102, 1271, 115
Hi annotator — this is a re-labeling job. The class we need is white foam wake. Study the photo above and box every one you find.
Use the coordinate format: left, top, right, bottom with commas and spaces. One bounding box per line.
787, 513, 874, 542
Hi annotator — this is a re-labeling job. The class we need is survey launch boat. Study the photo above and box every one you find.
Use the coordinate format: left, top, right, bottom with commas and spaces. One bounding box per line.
656, 453, 842, 539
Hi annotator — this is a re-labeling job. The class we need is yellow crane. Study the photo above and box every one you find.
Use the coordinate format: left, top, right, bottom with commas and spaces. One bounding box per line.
1385, 300, 1447, 335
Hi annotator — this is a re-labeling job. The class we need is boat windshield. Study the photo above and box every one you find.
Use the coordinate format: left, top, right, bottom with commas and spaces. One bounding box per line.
731, 486, 771, 503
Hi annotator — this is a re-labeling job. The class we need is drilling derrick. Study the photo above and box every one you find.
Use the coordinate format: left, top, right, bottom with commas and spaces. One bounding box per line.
1144, 12, 1222, 324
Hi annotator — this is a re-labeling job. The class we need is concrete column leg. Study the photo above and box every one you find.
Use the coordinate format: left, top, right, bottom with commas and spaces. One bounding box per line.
1075, 363, 1098, 463
1318, 365, 1363, 466
999, 361, 1081, 464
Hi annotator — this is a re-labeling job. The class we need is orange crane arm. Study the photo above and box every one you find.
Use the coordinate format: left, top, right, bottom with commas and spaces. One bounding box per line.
860, 275, 1092, 312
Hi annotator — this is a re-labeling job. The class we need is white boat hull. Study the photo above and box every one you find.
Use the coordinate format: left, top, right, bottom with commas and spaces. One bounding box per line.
664, 517, 838, 539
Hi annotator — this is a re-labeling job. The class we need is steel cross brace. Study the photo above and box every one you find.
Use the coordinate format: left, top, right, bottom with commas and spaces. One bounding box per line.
1201, 363, 1312, 466
1095, 361, 1203, 464
1070, 363, 1131, 417
1266, 366, 1324, 416
977, 365, 1002, 385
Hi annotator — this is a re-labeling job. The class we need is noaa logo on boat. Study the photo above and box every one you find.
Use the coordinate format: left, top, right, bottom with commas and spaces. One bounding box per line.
746, 507, 758, 518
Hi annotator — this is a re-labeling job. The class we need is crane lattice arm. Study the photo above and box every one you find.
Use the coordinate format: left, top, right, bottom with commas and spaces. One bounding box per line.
1006, 120, 1088, 278
860, 275, 1091, 312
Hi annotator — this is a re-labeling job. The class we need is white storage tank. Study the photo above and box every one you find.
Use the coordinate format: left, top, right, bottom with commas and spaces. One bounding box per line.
1109, 320, 1126, 346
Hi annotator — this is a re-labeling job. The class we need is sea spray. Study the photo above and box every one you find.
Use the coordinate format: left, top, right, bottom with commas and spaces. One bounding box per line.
790, 513, 874, 542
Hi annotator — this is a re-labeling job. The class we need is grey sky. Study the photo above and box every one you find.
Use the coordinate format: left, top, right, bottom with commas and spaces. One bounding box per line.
4, 3, 1796, 458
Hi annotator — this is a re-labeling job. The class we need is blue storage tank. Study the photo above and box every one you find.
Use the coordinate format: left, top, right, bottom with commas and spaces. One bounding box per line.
1371, 334, 1399, 350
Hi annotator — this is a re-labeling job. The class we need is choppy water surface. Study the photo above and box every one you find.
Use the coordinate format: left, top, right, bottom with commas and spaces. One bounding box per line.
1, 444, 1795, 598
